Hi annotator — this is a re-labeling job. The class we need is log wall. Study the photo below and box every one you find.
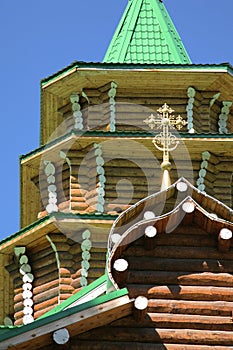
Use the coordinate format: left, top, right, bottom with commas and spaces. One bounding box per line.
54, 85, 230, 135
73, 220, 233, 348
7, 229, 108, 326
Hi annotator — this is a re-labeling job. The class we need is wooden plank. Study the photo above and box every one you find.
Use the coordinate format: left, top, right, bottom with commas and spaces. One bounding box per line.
2, 295, 132, 349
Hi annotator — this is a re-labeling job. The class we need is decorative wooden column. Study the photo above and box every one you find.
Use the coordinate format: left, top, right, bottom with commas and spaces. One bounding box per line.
14, 247, 34, 325
108, 82, 117, 132
70, 93, 83, 130
186, 86, 196, 133
44, 161, 58, 213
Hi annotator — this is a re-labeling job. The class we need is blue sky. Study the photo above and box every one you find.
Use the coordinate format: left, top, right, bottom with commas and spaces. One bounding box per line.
0, 0, 232, 240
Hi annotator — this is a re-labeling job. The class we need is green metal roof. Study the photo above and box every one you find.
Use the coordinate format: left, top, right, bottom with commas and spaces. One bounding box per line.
103, 0, 191, 64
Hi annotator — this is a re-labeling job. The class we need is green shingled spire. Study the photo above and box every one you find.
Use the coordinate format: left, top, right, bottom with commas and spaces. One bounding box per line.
103, 0, 191, 64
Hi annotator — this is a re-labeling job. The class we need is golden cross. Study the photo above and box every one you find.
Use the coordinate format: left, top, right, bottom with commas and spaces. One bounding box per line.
144, 103, 187, 169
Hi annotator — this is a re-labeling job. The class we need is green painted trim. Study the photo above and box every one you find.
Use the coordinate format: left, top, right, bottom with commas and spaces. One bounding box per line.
38, 274, 108, 319
0, 288, 128, 343
0, 216, 52, 247
0, 213, 118, 248
0, 325, 19, 334
40, 61, 233, 87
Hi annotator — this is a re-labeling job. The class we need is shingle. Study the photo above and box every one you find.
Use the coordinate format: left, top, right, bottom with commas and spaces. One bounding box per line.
103, 0, 191, 64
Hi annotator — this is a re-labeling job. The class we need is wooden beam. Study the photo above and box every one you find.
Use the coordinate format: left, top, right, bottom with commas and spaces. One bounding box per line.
218, 228, 232, 252
133, 296, 148, 321
1, 295, 132, 349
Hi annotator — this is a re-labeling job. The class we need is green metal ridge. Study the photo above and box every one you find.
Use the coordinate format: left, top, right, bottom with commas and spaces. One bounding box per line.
103, 0, 191, 64
38, 274, 108, 319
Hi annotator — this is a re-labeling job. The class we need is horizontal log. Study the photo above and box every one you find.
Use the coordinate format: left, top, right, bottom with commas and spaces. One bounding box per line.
31, 254, 57, 270
33, 263, 58, 279
138, 234, 216, 247
87, 268, 105, 278
34, 305, 58, 320
112, 312, 233, 331
127, 271, 233, 287
59, 284, 75, 294
148, 299, 233, 317
104, 167, 156, 177
127, 284, 233, 301
89, 252, 106, 261
77, 326, 233, 345
71, 269, 82, 280
125, 245, 233, 261
216, 162, 233, 172
70, 196, 87, 203
14, 300, 24, 313
65, 340, 233, 350
69, 244, 82, 255
14, 309, 24, 322
148, 313, 233, 330
34, 296, 58, 312
70, 202, 89, 211
60, 268, 72, 277
33, 271, 59, 287
71, 277, 82, 289
29, 245, 52, 259
33, 286, 59, 304
14, 292, 23, 304
87, 260, 106, 269
34, 278, 72, 295
126, 257, 233, 273
214, 179, 233, 187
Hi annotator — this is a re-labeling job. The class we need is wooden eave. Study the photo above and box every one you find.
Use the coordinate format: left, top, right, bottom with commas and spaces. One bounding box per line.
21, 131, 233, 167
0, 289, 133, 350
41, 65, 233, 101
0, 214, 116, 255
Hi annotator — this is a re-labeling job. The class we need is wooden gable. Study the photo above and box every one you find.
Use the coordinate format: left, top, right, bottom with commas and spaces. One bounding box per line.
72, 180, 233, 348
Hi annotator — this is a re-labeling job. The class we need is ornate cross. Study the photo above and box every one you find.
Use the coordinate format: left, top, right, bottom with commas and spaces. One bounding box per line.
144, 103, 187, 171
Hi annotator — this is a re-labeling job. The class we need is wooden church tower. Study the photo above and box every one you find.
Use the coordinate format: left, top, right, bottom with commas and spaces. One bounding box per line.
1, 0, 233, 348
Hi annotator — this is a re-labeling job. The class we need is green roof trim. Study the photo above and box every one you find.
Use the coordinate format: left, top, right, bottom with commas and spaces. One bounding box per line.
0, 212, 117, 248
41, 61, 233, 86
21, 127, 233, 162
103, 0, 191, 64
0, 325, 20, 336
0, 288, 128, 343
38, 274, 108, 319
